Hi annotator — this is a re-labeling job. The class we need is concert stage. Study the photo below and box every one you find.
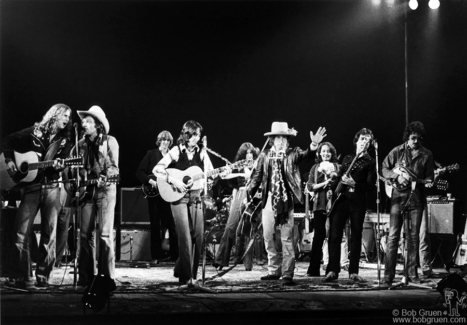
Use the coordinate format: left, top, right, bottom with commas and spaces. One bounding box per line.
1, 260, 459, 325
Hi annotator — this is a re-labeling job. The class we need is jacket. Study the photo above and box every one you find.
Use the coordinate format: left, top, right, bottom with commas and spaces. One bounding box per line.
247, 146, 312, 208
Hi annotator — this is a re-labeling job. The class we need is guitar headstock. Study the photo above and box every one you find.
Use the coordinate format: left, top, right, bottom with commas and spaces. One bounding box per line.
65, 156, 84, 167
435, 163, 459, 176
435, 179, 449, 191
106, 174, 120, 184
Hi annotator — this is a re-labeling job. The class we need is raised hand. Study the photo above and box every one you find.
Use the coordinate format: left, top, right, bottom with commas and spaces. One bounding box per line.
310, 127, 327, 145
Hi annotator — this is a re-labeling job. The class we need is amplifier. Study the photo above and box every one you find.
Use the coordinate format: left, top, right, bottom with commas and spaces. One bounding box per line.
120, 188, 150, 226
117, 229, 151, 261
428, 200, 462, 234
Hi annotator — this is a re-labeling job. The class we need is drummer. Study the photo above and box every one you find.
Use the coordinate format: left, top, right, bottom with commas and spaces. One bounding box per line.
212, 143, 259, 271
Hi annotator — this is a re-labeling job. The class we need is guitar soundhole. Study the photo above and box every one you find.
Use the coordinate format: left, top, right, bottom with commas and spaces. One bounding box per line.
19, 162, 29, 174
182, 176, 193, 188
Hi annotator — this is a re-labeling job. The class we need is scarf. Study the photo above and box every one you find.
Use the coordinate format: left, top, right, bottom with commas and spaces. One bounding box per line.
269, 150, 289, 225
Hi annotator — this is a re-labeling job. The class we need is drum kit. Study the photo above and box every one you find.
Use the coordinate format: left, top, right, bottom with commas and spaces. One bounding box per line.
201, 195, 231, 259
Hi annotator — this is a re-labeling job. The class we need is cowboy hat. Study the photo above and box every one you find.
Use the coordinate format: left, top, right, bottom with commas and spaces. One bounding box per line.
77, 106, 110, 134
264, 122, 297, 137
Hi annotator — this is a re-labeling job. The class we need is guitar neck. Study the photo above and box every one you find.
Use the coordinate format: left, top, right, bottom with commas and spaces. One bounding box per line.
29, 160, 56, 170
192, 160, 246, 182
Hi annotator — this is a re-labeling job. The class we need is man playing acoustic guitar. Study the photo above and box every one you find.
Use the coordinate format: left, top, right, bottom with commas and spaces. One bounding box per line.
382, 121, 434, 286
2, 104, 73, 289
75, 106, 119, 289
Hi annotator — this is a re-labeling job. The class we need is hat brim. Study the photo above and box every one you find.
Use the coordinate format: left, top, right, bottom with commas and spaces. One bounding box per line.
77, 110, 110, 135
264, 131, 295, 137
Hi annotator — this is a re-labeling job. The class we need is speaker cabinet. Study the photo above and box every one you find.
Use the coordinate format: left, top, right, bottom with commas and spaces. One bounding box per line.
428, 200, 461, 234
118, 229, 151, 261
120, 188, 149, 226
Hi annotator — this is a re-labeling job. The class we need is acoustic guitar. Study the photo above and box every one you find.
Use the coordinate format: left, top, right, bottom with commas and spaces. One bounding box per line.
157, 159, 252, 202
70, 175, 120, 202
0, 151, 83, 190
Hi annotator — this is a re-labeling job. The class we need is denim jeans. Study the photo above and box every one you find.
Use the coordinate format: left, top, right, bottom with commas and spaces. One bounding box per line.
78, 184, 116, 284
12, 184, 60, 283
171, 190, 204, 284
384, 202, 423, 281
262, 193, 295, 279
419, 205, 432, 273
215, 188, 252, 268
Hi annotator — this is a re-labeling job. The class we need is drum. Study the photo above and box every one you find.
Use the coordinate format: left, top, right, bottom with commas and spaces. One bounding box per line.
202, 196, 217, 221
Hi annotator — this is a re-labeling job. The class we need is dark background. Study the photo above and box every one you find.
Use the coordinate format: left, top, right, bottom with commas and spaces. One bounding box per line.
1, 0, 466, 215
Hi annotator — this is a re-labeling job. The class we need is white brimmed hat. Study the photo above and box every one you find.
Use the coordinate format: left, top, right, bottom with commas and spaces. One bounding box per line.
77, 106, 110, 134
264, 122, 297, 137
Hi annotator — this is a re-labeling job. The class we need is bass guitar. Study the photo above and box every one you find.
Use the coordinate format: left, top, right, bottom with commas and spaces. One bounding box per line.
326, 152, 362, 216
157, 159, 252, 202
0, 151, 83, 190
141, 174, 159, 198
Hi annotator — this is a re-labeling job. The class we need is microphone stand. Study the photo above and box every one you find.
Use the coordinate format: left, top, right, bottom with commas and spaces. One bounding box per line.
373, 140, 383, 285
72, 124, 81, 287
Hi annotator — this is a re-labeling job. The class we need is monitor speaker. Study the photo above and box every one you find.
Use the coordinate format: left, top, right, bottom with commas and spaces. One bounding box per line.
120, 188, 149, 226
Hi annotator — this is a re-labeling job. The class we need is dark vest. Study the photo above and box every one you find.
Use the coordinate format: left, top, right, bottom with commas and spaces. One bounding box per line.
174, 145, 203, 171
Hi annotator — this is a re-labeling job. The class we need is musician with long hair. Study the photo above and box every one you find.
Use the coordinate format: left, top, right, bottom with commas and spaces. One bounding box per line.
324, 128, 376, 282
153, 120, 216, 285
2, 104, 73, 289
136, 130, 178, 264
75, 106, 119, 289
305, 142, 339, 277
382, 121, 434, 286
212, 142, 259, 271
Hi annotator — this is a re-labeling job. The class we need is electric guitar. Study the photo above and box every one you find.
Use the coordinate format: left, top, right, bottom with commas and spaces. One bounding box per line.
157, 159, 252, 202
73, 175, 120, 201
0, 151, 83, 190
445, 218, 467, 270
326, 152, 362, 216
141, 174, 159, 198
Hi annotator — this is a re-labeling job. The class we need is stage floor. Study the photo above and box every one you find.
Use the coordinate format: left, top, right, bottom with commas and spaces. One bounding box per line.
1, 260, 462, 325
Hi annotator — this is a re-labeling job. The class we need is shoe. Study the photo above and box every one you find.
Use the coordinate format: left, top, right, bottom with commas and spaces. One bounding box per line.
212, 262, 224, 270
150, 259, 159, 266
422, 270, 434, 278
281, 277, 296, 286
306, 271, 320, 277
382, 278, 393, 288
260, 274, 281, 281
245, 268, 252, 271
323, 271, 338, 282
35, 281, 50, 288
349, 273, 364, 282
410, 277, 422, 284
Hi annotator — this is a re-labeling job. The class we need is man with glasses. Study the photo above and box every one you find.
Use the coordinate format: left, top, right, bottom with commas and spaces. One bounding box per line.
136, 131, 178, 265
382, 121, 434, 286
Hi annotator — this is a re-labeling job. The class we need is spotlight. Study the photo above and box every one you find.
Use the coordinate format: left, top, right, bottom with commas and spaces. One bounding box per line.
408, 0, 418, 10
428, 0, 440, 9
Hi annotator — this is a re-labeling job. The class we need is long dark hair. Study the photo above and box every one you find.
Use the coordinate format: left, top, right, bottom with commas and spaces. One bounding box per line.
176, 120, 203, 148
315, 142, 338, 164
233, 142, 259, 163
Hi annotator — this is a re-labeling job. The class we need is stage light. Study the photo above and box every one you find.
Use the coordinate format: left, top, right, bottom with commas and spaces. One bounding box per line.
408, 0, 419, 10
429, 0, 440, 9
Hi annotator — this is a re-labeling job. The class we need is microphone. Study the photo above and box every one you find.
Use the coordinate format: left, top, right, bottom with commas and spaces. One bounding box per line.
202, 136, 207, 149
372, 139, 378, 149
73, 123, 78, 128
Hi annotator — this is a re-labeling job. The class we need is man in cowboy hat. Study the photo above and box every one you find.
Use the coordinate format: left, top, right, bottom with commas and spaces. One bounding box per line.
247, 122, 327, 285
75, 105, 119, 289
